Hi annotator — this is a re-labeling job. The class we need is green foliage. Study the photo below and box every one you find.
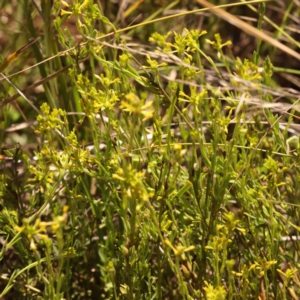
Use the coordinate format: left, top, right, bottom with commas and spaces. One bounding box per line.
1, 1, 300, 299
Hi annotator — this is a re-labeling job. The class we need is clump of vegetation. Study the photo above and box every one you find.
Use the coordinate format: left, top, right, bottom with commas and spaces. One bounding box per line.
1, 1, 300, 299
